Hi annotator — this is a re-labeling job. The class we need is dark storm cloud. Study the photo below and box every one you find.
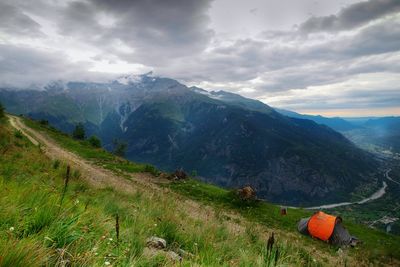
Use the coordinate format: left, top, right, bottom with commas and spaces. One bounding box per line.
299, 0, 400, 33
59, 1, 103, 36
56, 0, 214, 64
0, 2, 44, 37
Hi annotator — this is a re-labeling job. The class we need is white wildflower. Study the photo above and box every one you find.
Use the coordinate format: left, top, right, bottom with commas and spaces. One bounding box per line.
9, 227, 14, 232
104, 261, 111, 266
108, 238, 113, 241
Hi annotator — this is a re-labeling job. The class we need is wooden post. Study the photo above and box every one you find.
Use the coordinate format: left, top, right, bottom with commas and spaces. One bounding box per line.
280, 206, 287, 216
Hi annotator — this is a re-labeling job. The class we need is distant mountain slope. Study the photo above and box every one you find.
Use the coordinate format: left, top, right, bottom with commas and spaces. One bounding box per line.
275, 108, 359, 131
275, 108, 400, 155
344, 117, 400, 154
0, 74, 378, 205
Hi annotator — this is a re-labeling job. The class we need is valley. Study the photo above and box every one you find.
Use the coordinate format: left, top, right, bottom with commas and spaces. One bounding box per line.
274, 109, 400, 235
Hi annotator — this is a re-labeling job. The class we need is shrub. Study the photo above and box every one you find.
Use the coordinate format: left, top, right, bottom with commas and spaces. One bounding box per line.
144, 164, 160, 176
0, 102, 4, 118
52, 159, 60, 169
113, 139, 127, 157
53, 159, 61, 169
39, 120, 48, 126
14, 130, 23, 139
72, 123, 85, 140
88, 135, 101, 148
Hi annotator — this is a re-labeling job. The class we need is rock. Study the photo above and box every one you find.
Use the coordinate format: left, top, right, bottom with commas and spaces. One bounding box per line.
143, 248, 182, 263
237, 186, 256, 201
169, 168, 188, 180
146, 236, 167, 249
166, 251, 182, 262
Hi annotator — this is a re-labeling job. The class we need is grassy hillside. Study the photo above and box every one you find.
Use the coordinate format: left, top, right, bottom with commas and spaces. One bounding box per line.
1, 116, 399, 266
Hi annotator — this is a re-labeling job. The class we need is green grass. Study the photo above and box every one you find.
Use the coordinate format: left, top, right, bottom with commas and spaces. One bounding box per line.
1, 117, 327, 266
4, 116, 400, 266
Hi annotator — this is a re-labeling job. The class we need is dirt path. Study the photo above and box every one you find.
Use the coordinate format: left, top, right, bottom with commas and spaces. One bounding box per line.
8, 115, 151, 194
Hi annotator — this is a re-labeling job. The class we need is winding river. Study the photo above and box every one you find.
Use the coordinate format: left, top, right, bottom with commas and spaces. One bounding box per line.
302, 169, 393, 210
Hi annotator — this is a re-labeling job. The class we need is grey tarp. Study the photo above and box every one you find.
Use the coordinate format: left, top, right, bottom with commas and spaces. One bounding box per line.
297, 217, 310, 235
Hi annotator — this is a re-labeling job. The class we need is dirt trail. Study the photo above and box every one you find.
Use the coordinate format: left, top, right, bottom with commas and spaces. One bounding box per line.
7, 115, 360, 266
8, 115, 151, 194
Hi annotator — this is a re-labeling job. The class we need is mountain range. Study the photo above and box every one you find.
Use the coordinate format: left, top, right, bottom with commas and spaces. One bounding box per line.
276, 108, 400, 155
0, 74, 378, 205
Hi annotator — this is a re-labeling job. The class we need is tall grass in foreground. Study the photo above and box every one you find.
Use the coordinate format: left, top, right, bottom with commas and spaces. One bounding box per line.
0, 119, 324, 266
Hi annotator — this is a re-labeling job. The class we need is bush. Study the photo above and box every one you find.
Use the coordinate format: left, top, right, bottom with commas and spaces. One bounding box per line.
39, 120, 48, 126
52, 160, 60, 169
0, 102, 4, 118
144, 164, 160, 176
113, 139, 127, 157
72, 123, 85, 140
88, 135, 101, 148
14, 130, 23, 139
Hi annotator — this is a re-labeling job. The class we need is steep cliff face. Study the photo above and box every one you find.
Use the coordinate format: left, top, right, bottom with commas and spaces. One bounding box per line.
0, 74, 378, 205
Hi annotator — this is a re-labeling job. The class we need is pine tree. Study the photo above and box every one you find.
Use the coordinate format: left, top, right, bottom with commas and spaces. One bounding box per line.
72, 123, 85, 140
88, 135, 101, 148
113, 139, 127, 157
0, 102, 4, 118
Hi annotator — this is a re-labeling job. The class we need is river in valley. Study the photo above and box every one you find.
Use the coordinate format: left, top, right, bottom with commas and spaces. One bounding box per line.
302, 169, 394, 210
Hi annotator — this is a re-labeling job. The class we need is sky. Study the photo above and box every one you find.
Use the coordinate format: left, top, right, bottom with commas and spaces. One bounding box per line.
0, 0, 399, 117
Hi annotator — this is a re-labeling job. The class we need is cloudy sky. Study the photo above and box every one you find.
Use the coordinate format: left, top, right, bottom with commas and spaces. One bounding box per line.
0, 0, 399, 116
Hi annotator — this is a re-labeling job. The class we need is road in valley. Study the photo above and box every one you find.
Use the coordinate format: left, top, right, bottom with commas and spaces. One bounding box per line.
304, 168, 400, 209
305, 180, 388, 210
385, 169, 400, 186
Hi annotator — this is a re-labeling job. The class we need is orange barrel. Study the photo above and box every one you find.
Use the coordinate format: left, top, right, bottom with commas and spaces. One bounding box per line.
307, 211, 337, 241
